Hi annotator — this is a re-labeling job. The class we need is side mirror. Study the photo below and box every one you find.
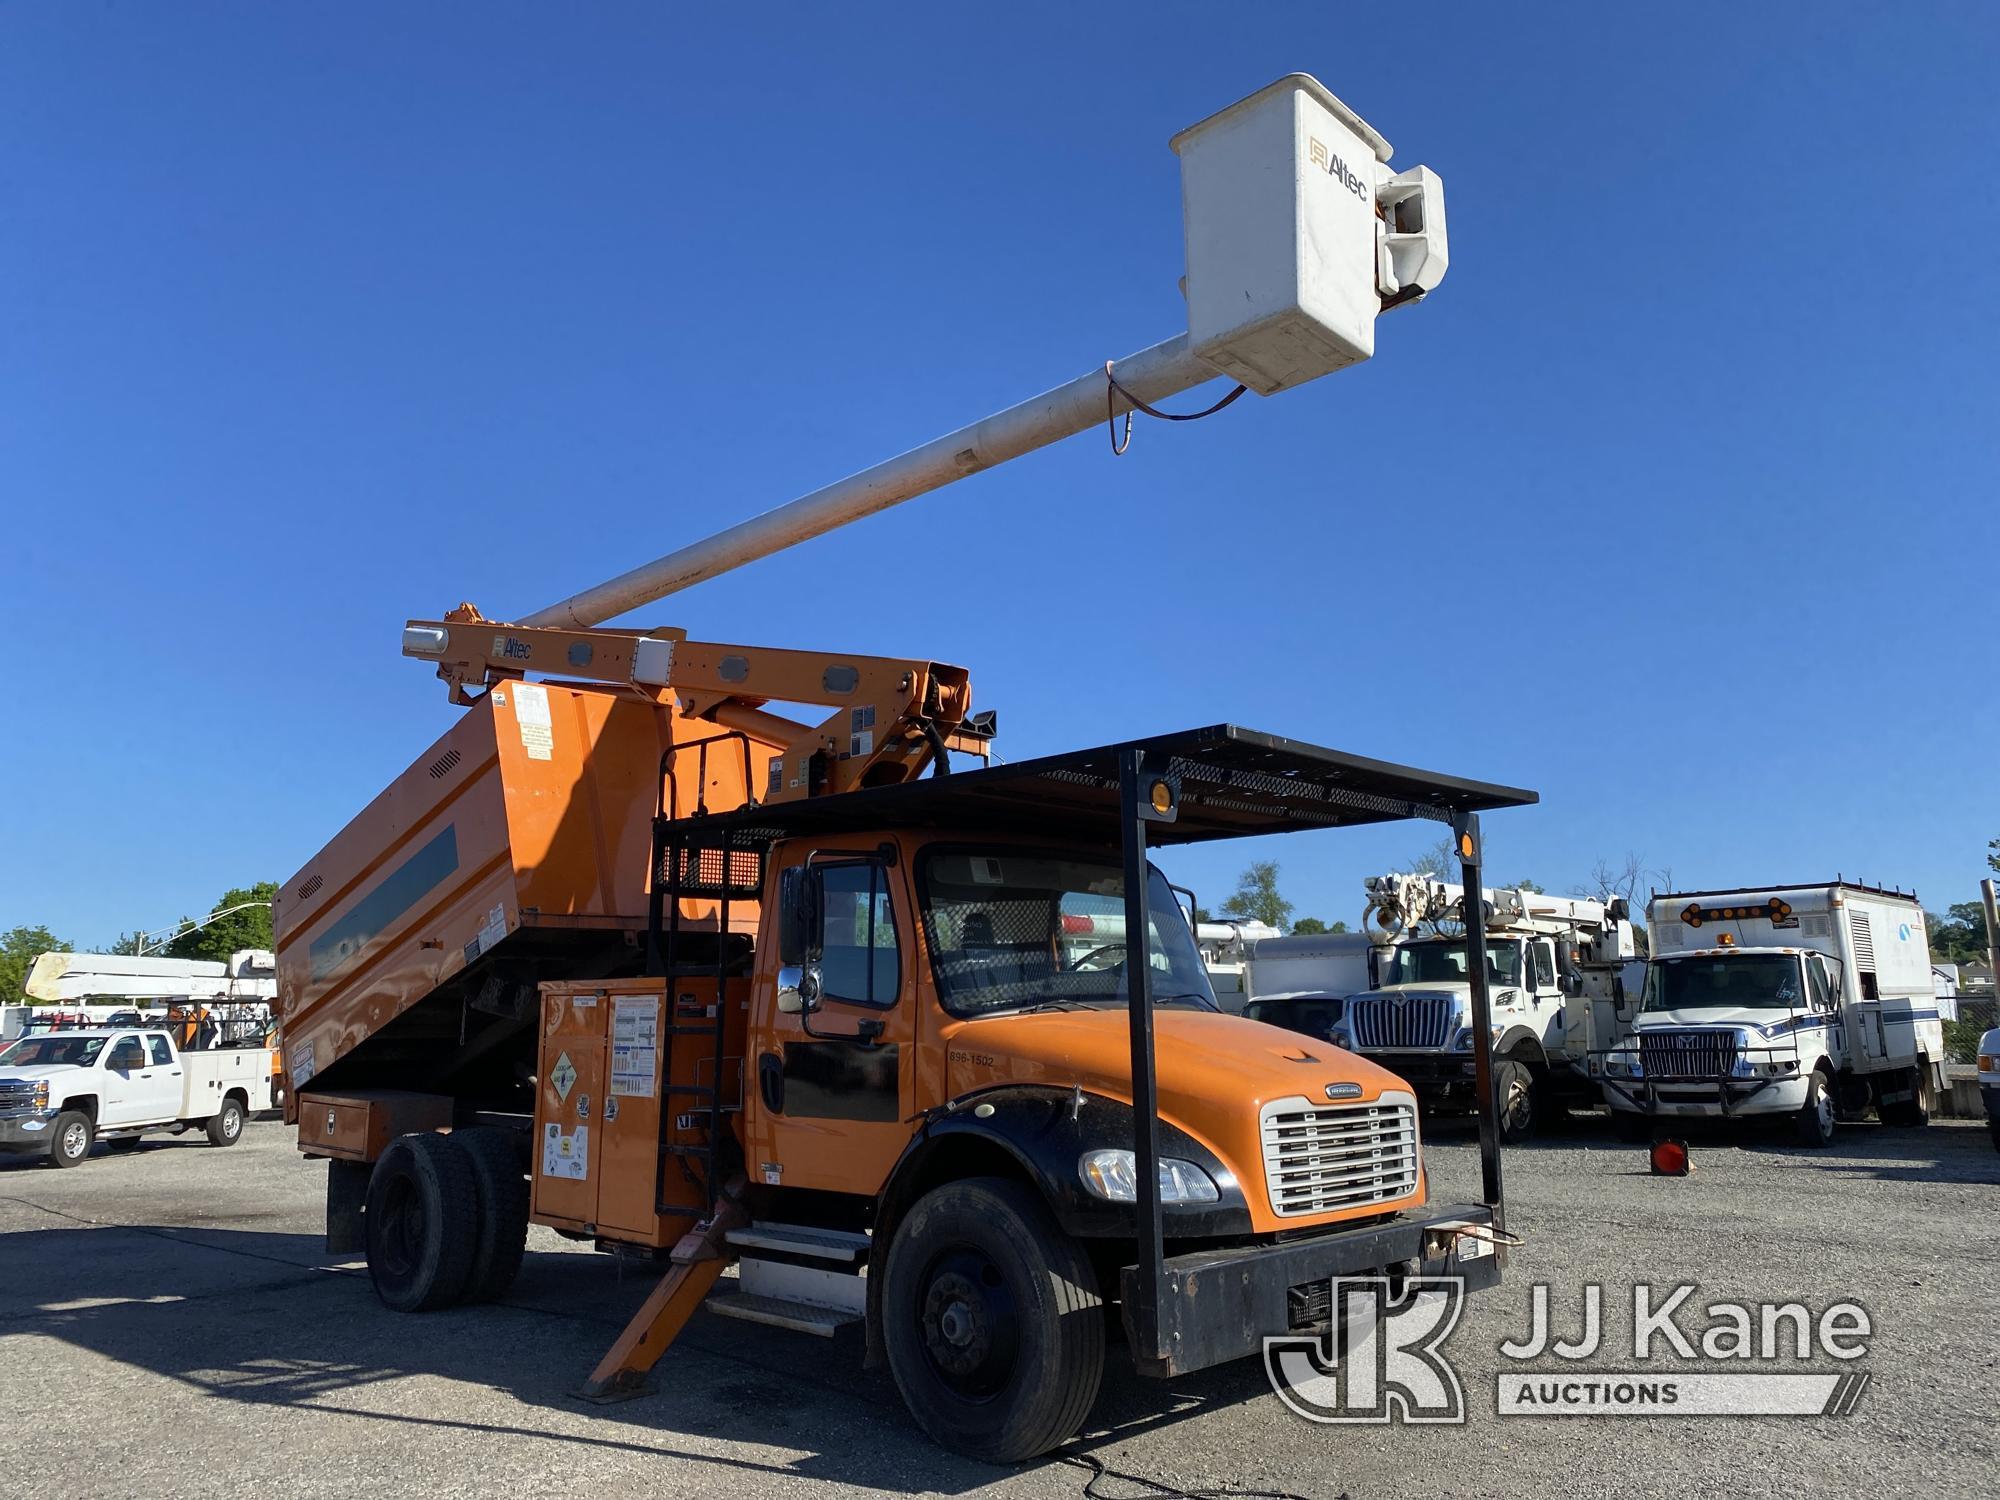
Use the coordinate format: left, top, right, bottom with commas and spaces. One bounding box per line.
776, 965, 822, 1016
777, 866, 821, 968
1560, 972, 1584, 998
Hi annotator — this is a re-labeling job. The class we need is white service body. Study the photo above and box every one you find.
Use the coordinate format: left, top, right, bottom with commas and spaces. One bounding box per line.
0, 1026, 273, 1164
1606, 885, 1945, 1130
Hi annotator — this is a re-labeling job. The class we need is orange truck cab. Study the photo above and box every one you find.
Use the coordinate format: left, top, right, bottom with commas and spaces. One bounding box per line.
283, 715, 1529, 1462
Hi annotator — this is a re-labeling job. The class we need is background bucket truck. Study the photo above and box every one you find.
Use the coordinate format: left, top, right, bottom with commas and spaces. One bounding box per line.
1325, 873, 1636, 1140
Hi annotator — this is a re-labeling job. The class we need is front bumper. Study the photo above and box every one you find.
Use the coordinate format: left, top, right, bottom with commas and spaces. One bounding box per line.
1601, 1072, 1810, 1119
1354, 1051, 1480, 1106
0, 1113, 57, 1151
1981, 1081, 2000, 1126
1121, 1202, 1502, 1377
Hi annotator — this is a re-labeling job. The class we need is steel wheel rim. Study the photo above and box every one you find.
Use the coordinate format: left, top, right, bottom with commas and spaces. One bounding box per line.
1814, 1086, 1834, 1134
222, 1107, 241, 1140
918, 1245, 1021, 1401
61, 1121, 87, 1158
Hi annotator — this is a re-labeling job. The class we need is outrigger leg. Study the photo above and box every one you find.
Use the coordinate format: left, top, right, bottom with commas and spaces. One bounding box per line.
576, 1178, 749, 1402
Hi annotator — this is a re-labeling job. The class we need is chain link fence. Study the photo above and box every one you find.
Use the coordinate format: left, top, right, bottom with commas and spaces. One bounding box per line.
1946, 995, 1995, 1062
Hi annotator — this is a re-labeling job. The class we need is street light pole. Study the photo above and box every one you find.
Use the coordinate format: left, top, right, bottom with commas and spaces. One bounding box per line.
133, 901, 273, 957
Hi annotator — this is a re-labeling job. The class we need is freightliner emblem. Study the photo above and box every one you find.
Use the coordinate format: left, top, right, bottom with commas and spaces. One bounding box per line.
1325, 1082, 1364, 1101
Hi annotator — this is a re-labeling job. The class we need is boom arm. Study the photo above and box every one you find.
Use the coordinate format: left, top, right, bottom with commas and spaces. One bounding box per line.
403, 610, 989, 804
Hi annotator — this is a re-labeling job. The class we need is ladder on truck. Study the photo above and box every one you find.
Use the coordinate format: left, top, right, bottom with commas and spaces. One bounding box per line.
646, 730, 762, 1218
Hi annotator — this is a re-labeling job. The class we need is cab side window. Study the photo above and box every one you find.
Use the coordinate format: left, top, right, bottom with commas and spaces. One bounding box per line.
818, 861, 900, 1006
1807, 957, 1834, 1010
109, 1034, 143, 1069
148, 1035, 174, 1066
1531, 942, 1556, 990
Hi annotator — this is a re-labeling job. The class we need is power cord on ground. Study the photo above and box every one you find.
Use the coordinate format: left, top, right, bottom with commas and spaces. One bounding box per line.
1059, 1448, 1328, 1500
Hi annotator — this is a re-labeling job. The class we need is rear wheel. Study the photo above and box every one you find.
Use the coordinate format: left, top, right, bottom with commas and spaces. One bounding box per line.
883, 1177, 1104, 1464
454, 1127, 530, 1302
1795, 1071, 1836, 1148
1494, 1059, 1535, 1144
1878, 1060, 1934, 1128
206, 1097, 245, 1147
50, 1110, 93, 1167
365, 1133, 480, 1312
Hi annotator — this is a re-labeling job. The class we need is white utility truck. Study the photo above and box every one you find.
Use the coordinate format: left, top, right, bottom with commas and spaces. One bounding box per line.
1241, 930, 1376, 1038
0, 1026, 274, 1166
1329, 874, 1637, 1140
1604, 883, 1945, 1146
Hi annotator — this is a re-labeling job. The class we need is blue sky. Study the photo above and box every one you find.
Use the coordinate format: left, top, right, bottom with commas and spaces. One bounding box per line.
4, 3, 1996, 947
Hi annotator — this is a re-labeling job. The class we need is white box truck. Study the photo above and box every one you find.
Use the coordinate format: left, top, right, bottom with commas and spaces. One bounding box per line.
1603, 883, 1946, 1145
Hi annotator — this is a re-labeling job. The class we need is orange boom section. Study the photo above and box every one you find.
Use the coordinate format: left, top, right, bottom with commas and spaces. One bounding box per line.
273, 682, 778, 1101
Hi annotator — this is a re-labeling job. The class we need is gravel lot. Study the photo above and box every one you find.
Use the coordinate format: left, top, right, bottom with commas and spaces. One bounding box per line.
1, 1113, 1994, 1500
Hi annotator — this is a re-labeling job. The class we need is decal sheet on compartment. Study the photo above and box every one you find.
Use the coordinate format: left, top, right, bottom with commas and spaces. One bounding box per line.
513, 681, 555, 761
542, 1122, 589, 1180
611, 995, 659, 1097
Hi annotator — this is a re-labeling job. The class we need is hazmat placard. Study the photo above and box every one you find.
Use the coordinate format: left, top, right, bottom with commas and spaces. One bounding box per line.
550, 1050, 577, 1104
611, 995, 659, 1097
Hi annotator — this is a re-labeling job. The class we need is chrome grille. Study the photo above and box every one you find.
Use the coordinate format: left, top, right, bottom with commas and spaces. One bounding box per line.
1347, 992, 1456, 1050
1639, 1029, 1739, 1080
1260, 1094, 1420, 1219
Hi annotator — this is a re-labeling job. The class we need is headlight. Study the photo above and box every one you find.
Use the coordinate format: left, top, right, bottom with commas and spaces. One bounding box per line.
1979, 1053, 1999, 1073
1604, 1052, 1642, 1079
31, 1080, 49, 1111
1079, 1150, 1220, 1204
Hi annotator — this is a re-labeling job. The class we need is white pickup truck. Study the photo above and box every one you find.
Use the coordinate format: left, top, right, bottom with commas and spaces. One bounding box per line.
0, 1027, 274, 1167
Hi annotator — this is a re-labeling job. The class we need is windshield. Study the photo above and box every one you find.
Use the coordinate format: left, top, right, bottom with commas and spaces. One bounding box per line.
920, 850, 1217, 1019
1383, 939, 1523, 989
1642, 955, 1803, 1012
0, 1035, 108, 1068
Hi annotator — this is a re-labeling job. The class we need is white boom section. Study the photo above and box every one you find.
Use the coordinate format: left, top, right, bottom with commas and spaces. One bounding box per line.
522, 73, 1447, 630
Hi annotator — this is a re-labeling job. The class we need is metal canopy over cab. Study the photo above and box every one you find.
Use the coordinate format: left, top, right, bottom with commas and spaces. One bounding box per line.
661, 723, 1536, 850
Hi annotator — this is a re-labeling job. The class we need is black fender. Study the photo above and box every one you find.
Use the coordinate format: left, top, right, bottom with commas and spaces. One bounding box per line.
862, 1085, 1253, 1366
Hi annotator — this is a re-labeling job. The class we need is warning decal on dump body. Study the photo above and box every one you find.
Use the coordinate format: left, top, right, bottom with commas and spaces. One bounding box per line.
289, 1038, 317, 1089
611, 996, 659, 1097
542, 1122, 588, 1180
513, 681, 554, 761
551, 1050, 577, 1104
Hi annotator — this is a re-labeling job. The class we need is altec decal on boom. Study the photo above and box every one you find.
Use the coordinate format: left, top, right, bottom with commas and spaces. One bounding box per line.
271, 75, 1511, 1465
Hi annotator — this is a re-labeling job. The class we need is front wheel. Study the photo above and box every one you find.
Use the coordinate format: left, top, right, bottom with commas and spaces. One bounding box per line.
206, 1098, 245, 1147
1494, 1059, 1535, 1144
1795, 1071, 1836, 1148
882, 1177, 1104, 1464
50, 1110, 94, 1167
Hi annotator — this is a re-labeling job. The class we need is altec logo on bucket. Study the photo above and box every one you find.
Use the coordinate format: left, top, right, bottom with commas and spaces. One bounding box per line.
1266, 1280, 1874, 1423
1307, 137, 1368, 202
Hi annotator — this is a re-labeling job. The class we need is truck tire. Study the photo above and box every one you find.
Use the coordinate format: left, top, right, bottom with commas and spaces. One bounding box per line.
50, 1110, 94, 1168
454, 1127, 529, 1303
206, 1096, 246, 1147
882, 1176, 1104, 1464
1878, 1061, 1934, 1128
365, 1133, 480, 1312
1495, 1059, 1535, 1144
1795, 1071, 1836, 1148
